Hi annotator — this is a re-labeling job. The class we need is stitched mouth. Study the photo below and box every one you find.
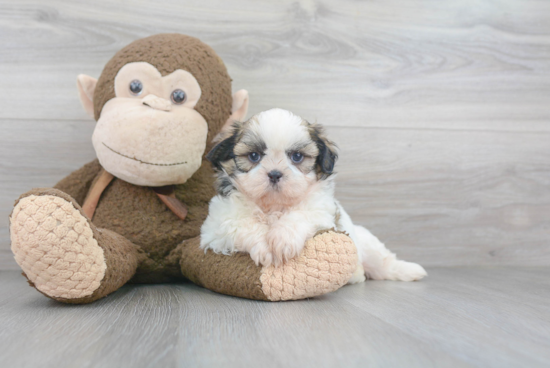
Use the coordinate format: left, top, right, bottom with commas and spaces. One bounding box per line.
102, 143, 187, 166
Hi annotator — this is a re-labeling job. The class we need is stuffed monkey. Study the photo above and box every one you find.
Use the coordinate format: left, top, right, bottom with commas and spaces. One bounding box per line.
9, 34, 357, 304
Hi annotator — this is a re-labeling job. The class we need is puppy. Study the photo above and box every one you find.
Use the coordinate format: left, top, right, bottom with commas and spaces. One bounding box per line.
200, 108, 427, 283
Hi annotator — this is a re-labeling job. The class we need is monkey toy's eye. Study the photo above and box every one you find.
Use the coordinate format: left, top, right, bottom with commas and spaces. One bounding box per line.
290, 152, 304, 163
248, 152, 261, 163
171, 89, 187, 104
129, 79, 143, 95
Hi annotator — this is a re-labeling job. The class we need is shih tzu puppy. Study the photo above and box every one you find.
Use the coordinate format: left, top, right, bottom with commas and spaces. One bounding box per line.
200, 108, 427, 283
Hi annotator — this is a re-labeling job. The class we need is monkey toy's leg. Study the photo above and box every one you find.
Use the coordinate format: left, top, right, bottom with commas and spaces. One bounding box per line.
10, 188, 142, 304
11, 186, 357, 303
169, 230, 358, 301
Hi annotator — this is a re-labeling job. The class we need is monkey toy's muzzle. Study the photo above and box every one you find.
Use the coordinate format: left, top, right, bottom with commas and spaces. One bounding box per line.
92, 97, 208, 187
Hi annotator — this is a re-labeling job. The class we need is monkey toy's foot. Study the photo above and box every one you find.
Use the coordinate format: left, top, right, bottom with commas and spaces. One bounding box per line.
10, 189, 138, 303
177, 230, 358, 301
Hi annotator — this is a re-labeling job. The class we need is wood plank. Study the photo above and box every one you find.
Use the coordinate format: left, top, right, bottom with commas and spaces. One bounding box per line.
1, 268, 549, 367
0, 0, 549, 132
337, 267, 550, 367
0, 270, 472, 368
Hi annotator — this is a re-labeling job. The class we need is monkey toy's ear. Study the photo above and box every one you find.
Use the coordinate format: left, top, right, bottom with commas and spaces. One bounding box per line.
215, 90, 249, 141
77, 74, 98, 119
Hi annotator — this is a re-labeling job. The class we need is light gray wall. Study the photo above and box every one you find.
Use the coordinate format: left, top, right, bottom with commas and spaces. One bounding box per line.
1, 0, 549, 269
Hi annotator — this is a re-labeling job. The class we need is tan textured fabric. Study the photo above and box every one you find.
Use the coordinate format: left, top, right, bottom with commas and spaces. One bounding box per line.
260, 231, 358, 301
53, 227, 143, 304
10, 188, 142, 303
10, 195, 106, 299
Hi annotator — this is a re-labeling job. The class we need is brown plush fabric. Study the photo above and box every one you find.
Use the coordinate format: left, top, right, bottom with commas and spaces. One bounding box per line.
90, 161, 216, 282
93, 34, 233, 145
175, 236, 269, 301
54, 159, 102, 205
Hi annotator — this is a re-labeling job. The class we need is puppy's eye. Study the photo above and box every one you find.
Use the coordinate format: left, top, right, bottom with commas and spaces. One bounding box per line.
129, 80, 143, 95
248, 152, 261, 163
171, 89, 187, 104
290, 152, 304, 164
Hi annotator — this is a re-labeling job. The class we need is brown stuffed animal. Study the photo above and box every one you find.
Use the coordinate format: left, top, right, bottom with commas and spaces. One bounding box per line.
9, 34, 357, 304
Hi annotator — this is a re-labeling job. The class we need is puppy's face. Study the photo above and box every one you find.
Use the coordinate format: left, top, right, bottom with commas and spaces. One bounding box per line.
207, 108, 337, 211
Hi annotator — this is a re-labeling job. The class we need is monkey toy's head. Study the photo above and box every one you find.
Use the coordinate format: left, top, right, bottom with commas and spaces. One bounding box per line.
77, 34, 248, 187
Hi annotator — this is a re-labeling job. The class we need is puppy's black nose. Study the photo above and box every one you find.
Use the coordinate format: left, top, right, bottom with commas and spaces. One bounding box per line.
268, 170, 283, 184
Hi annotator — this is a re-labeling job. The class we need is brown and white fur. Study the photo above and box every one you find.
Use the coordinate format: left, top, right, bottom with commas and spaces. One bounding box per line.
200, 108, 427, 283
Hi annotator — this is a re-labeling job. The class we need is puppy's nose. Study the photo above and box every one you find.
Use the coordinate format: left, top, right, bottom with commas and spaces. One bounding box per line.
268, 170, 283, 184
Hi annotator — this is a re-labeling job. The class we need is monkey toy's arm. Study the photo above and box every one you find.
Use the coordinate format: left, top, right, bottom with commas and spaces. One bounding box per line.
171, 230, 358, 301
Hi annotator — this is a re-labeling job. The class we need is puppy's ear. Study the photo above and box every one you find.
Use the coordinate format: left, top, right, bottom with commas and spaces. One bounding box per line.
207, 130, 237, 170
310, 124, 338, 178
317, 139, 337, 175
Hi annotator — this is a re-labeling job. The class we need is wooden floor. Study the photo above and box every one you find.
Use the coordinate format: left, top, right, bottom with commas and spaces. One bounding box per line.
0, 268, 549, 368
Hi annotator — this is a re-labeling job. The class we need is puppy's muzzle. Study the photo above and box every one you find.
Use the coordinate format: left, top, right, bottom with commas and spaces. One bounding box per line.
268, 170, 283, 184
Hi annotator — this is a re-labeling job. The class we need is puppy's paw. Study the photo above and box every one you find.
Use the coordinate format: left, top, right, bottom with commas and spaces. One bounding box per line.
249, 241, 274, 267
380, 260, 427, 282
347, 262, 367, 284
265, 227, 308, 267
